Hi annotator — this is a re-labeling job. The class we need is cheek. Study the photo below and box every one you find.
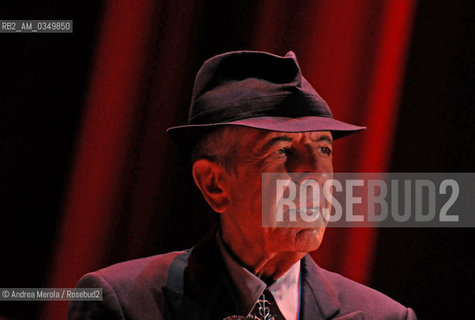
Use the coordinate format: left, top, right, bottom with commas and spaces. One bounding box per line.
320, 156, 333, 172
235, 165, 263, 195
229, 172, 262, 214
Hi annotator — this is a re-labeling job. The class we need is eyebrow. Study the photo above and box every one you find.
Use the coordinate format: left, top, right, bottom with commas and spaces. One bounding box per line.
258, 135, 292, 153
317, 134, 333, 145
258, 133, 333, 153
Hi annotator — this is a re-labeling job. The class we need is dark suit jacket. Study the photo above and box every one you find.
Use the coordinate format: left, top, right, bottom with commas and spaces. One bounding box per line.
68, 232, 416, 320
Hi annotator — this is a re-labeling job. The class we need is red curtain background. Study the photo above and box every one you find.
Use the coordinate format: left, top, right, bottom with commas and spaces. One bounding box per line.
41, 1, 417, 318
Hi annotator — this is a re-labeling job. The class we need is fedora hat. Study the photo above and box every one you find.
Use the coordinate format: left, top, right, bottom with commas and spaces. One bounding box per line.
167, 50, 365, 144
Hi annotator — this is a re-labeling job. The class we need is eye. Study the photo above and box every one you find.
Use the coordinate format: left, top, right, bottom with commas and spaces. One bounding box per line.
320, 146, 332, 156
277, 146, 292, 155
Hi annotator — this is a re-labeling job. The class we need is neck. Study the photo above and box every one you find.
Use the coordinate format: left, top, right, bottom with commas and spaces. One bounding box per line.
254, 252, 305, 283
220, 228, 305, 281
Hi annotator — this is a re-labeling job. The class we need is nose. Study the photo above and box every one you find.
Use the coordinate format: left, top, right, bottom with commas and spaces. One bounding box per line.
286, 145, 332, 185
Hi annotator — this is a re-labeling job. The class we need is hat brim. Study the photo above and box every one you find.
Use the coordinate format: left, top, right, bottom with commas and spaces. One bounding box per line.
167, 116, 365, 147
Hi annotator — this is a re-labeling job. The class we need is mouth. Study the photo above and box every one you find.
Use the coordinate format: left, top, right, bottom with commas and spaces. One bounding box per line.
288, 206, 322, 216
278, 206, 329, 228
289, 206, 320, 214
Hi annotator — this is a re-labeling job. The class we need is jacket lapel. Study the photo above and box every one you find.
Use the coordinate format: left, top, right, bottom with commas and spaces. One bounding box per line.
333, 311, 365, 320
300, 254, 340, 319
300, 255, 365, 320
162, 227, 240, 319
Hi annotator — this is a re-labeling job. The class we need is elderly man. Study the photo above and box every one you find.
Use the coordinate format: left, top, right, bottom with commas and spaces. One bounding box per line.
69, 51, 416, 319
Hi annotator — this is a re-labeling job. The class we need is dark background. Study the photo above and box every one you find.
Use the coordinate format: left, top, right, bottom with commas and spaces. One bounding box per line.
0, 0, 474, 319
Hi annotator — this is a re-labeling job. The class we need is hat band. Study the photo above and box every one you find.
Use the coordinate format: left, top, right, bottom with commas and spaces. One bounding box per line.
189, 92, 332, 125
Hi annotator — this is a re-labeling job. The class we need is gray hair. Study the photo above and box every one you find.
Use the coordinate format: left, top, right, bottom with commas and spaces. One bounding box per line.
191, 126, 244, 172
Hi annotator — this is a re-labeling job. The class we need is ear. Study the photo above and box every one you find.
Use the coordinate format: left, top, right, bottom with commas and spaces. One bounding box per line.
192, 159, 231, 213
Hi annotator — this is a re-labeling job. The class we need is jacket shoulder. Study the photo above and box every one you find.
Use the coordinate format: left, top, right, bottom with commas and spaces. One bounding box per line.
93, 250, 189, 290
317, 266, 416, 319
68, 250, 190, 320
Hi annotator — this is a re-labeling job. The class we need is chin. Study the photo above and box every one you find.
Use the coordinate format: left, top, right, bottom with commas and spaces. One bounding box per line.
268, 227, 325, 252
293, 228, 325, 252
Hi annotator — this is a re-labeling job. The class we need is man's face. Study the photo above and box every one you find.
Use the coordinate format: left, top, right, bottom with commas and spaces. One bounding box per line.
222, 127, 333, 253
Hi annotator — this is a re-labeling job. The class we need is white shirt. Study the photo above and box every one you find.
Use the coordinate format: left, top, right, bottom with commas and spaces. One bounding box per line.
217, 233, 301, 320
